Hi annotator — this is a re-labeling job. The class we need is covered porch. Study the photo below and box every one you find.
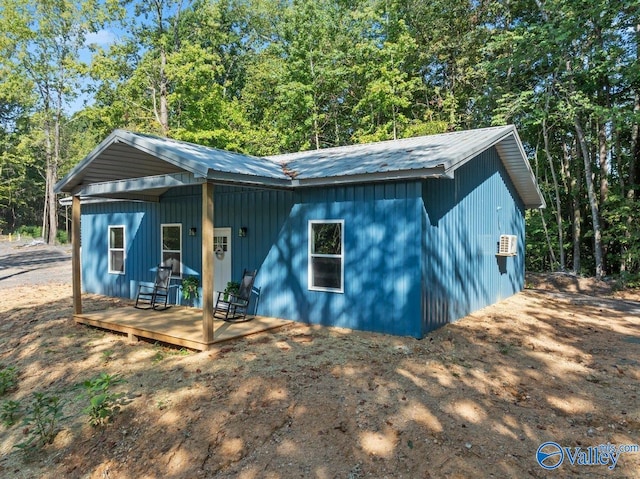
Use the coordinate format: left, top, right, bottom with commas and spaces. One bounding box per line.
55, 131, 294, 347
74, 307, 292, 351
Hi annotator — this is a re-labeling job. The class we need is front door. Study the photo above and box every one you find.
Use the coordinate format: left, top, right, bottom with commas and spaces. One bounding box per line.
213, 228, 232, 293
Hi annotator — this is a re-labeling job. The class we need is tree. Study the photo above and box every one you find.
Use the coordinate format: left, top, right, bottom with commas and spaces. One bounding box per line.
482, 0, 638, 280
0, 0, 120, 243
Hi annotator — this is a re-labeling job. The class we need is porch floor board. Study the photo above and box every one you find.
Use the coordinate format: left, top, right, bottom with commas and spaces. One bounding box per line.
74, 307, 292, 351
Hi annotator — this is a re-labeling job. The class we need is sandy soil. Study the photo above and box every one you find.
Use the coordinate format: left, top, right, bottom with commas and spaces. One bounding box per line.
1, 240, 639, 478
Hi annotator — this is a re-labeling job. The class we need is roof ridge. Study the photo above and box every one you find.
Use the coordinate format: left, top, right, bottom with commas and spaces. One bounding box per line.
268, 125, 514, 160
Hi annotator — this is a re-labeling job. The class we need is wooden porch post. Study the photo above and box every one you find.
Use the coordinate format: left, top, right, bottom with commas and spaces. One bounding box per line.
72, 195, 82, 315
202, 182, 215, 342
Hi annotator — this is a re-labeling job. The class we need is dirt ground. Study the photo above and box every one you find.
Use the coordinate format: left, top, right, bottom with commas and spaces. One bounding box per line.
1, 240, 640, 478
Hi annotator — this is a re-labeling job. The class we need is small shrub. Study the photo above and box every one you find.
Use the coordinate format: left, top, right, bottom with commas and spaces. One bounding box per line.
15, 225, 42, 239
1, 399, 22, 427
15, 392, 64, 451
56, 229, 68, 244
498, 342, 513, 355
0, 365, 18, 396
79, 373, 126, 426
101, 349, 114, 363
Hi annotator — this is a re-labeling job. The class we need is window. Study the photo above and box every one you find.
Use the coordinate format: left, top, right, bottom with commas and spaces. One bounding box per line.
309, 220, 344, 292
161, 224, 182, 277
108, 226, 125, 274
214, 234, 228, 259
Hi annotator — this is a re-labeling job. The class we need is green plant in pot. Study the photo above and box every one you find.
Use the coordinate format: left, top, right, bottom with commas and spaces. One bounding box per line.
224, 281, 240, 300
181, 276, 200, 305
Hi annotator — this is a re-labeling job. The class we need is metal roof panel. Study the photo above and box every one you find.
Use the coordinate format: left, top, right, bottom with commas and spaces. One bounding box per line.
56, 126, 544, 208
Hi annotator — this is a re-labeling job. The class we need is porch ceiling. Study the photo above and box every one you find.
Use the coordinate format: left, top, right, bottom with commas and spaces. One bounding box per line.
60, 142, 185, 195
55, 129, 290, 197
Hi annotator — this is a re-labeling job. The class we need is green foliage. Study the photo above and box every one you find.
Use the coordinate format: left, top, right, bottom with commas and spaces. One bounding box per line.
181, 276, 200, 301
56, 229, 68, 244
224, 281, 240, 300
15, 392, 64, 452
312, 223, 342, 255
0, 365, 18, 396
78, 373, 126, 427
1, 0, 639, 281
14, 225, 42, 239
602, 192, 640, 284
101, 349, 115, 363
0, 399, 22, 427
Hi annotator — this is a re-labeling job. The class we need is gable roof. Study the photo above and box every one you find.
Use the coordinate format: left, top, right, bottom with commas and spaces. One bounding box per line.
55, 125, 545, 208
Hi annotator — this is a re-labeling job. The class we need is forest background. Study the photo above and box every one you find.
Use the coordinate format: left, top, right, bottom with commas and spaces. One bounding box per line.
0, 0, 638, 283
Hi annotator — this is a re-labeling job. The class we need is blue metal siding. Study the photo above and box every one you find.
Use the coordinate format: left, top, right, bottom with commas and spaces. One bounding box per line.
81, 185, 297, 307
421, 147, 525, 334
82, 201, 158, 299
80, 147, 525, 339
254, 181, 424, 337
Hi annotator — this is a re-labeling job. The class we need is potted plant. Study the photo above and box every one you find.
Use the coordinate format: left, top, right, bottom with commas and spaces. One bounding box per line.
223, 281, 240, 301
181, 276, 200, 306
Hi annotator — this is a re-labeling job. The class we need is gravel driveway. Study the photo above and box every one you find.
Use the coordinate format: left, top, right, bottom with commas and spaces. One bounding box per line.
0, 237, 72, 288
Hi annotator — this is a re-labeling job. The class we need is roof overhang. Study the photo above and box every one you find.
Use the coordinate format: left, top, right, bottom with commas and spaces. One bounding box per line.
494, 131, 546, 209
54, 129, 290, 197
441, 126, 546, 209
56, 126, 545, 209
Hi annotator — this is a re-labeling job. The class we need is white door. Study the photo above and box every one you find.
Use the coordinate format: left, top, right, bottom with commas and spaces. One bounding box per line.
213, 228, 232, 293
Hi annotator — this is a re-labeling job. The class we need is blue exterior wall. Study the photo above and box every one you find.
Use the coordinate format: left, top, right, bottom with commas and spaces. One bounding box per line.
80, 181, 424, 337
254, 182, 424, 337
81, 185, 296, 305
81, 187, 202, 302
80, 146, 525, 338
421, 147, 525, 334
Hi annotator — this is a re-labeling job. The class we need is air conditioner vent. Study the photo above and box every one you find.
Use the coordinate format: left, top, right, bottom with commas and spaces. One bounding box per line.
498, 234, 517, 256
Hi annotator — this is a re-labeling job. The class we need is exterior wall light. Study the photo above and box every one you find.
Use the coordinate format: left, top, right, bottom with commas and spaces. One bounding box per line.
238, 227, 247, 237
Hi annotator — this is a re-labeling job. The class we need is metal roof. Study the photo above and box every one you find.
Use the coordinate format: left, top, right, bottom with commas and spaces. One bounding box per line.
55, 130, 290, 195
55, 126, 545, 208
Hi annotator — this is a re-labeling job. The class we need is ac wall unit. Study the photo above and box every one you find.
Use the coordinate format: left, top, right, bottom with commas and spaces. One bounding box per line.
498, 234, 517, 256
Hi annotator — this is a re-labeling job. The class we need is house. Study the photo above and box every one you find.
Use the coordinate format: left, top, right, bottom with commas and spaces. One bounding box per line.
55, 125, 544, 340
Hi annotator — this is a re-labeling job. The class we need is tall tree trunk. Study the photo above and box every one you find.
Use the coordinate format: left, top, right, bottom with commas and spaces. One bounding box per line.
598, 120, 608, 203
631, 91, 640, 200
41, 181, 48, 241
310, 54, 320, 150
630, 21, 640, 199
539, 207, 557, 269
542, 117, 565, 270
46, 163, 57, 243
574, 118, 604, 279
43, 113, 54, 243
564, 141, 581, 274
159, 48, 169, 136
623, 21, 640, 274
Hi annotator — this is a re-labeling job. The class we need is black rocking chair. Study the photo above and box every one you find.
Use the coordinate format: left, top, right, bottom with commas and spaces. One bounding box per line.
135, 265, 173, 310
213, 269, 257, 322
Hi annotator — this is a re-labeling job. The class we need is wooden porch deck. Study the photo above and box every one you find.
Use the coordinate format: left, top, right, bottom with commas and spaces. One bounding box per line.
74, 306, 292, 351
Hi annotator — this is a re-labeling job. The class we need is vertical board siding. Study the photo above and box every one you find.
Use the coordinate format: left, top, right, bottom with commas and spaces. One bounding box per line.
421, 147, 525, 334
254, 181, 424, 338
81, 147, 525, 339
82, 185, 297, 307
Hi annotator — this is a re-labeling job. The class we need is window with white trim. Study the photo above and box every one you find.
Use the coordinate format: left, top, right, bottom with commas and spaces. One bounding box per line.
108, 225, 125, 274
309, 220, 344, 292
161, 224, 182, 277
